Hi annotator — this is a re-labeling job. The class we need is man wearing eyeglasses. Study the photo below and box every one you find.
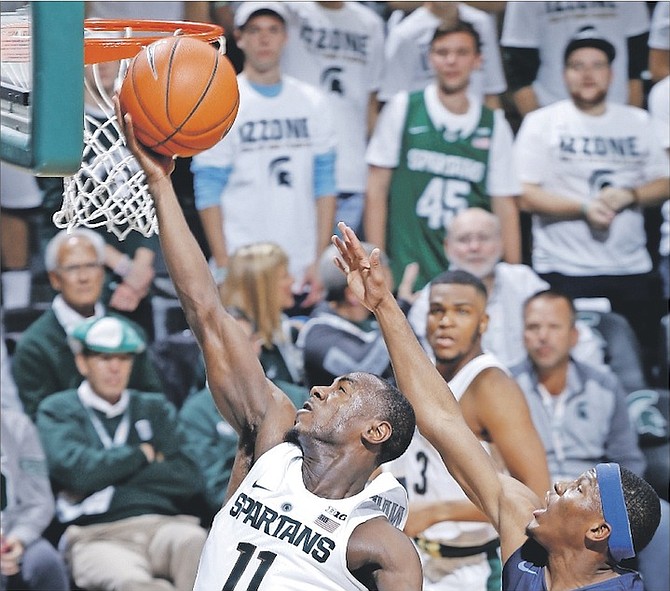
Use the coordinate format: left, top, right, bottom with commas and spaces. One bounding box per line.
513, 28, 670, 387
11, 229, 160, 420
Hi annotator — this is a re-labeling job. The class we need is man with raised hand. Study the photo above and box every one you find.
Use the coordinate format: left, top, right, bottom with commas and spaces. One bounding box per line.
115, 99, 422, 591
332, 222, 661, 591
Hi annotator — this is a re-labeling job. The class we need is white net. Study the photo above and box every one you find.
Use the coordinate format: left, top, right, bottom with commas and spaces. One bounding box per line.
55, 56, 158, 240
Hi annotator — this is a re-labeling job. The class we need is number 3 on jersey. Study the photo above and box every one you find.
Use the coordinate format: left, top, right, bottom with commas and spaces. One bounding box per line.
223, 542, 277, 591
416, 178, 470, 230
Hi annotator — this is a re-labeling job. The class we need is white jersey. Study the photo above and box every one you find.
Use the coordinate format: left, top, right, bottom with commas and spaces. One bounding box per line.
192, 74, 336, 284
382, 354, 506, 546
366, 84, 520, 198
378, 4, 507, 103
514, 100, 670, 276
194, 443, 408, 591
501, 1, 649, 106
281, 2, 385, 193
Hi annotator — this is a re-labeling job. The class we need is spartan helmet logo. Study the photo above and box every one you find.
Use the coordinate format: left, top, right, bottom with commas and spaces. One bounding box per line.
627, 389, 669, 443
269, 157, 292, 187
320, 66, 344, 95
588, 169, 615, 196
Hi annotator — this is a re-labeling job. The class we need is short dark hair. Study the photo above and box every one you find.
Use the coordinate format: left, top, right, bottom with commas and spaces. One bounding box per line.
430, 20, 482, 53
430, 269, 488, 301
523, 289, 577, 326
617, 467, 661, 555
364, 374, 416, 464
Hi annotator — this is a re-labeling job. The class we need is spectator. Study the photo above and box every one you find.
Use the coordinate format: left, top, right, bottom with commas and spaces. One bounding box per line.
178, 307, 308, 524
297, 242, 394, 388
192, 2, 337, 308
511, 289, 669, 591
220, 241, 304, 385
379, 1, 507, 110
514, 30, 669, 383
501, 2, 650, 116
0, 163, 41, 311
281, 1, 386, 235
365, 20, 521, 292
407, 207, 605, 368
36, 315, 207, 591
383, 269, 550, 591
11, 229, 160, 420
1, 318, 22, 412
1, 408, 69, 591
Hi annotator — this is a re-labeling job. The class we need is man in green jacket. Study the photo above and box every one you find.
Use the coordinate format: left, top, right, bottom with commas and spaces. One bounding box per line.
36, 315, 206, 591
11, 228, 161, 419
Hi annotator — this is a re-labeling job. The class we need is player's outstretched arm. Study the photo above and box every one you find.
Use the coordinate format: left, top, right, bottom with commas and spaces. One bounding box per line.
115, 98, 295, 455
332, 223, 506, 529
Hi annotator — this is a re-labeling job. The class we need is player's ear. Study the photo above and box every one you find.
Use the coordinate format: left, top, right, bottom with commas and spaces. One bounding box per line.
363, 420, 392, 447
586, 519, 611, 545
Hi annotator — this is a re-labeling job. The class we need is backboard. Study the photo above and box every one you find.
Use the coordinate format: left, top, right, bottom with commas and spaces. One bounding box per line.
0, 1, 84, 176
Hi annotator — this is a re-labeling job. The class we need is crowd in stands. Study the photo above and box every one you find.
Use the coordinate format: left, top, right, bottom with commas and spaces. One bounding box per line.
1, 2, 668, 590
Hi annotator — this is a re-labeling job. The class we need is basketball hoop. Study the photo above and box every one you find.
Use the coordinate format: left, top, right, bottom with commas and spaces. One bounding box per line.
54, 19, 225, 239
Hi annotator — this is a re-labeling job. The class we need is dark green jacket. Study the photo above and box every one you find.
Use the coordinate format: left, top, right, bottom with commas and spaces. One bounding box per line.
36, 388, 203, 526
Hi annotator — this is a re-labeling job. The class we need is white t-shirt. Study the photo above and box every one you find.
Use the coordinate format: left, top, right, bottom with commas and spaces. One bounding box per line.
194, 443, 408, 591
281, 1, 385, 193
501, 1, 650, 106
192, 74, 336, 284
366, 84, 520, 198
649, 1, 670, 50
514, 100, 669, 275
647, 76, 670, 259
0, 161, 42, 209
378, 4, 507, 103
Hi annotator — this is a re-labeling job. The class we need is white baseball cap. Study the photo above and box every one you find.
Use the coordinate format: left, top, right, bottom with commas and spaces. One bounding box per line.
234, 2, 288, 29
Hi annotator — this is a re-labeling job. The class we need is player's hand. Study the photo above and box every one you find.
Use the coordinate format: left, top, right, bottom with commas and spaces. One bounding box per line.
0, 536, 24, 576
112, 95, 175, 181
332, 222, 394, 313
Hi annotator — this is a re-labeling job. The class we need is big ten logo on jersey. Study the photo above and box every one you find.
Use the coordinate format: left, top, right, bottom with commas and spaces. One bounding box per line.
239, 118, 311, 148
299, 24, 370, 62
229, 492, 336, 563
370, 494, 406, 528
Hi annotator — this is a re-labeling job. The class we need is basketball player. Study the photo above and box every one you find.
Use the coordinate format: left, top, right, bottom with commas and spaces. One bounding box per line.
115, 101, 422, 590
383, 268, 550, 591
333, 222, 662, 591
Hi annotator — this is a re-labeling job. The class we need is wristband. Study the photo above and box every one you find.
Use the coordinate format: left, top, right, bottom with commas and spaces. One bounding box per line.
212, 266, 228, 285
581, 202, 589, 218
629, 187, 640, 206
113, 254, 132, 278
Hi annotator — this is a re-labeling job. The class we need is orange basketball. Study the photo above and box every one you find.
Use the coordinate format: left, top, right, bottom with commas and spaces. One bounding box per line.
119, 35, 239, 158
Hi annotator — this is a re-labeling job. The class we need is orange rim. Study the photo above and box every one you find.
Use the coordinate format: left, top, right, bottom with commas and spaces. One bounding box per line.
84, 19, 224, 63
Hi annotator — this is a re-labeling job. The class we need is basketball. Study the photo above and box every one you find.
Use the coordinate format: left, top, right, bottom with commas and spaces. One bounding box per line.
118, 35, 239, 158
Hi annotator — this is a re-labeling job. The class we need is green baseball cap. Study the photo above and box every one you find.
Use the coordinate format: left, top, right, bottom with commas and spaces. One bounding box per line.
71, 316, 145, 354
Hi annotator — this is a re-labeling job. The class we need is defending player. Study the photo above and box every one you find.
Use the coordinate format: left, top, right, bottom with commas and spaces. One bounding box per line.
114, 99, 422, 591
332, 222, 661, 591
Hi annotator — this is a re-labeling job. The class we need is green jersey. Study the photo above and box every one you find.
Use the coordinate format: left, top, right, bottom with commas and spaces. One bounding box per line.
387, 91, 494, 289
